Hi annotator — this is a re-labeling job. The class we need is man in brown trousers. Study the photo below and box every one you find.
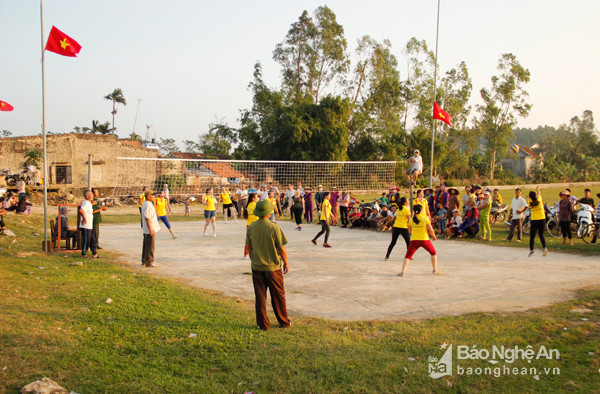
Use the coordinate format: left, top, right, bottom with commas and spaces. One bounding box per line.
245, 199, 291, 331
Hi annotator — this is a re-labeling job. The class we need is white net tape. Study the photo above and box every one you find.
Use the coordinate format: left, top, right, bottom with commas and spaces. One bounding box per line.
111, 157, 396, 200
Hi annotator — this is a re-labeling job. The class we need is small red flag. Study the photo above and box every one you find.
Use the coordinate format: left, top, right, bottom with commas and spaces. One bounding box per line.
0, 100, 14, 111
433, 102, 452, 126
45, 26, 82, 57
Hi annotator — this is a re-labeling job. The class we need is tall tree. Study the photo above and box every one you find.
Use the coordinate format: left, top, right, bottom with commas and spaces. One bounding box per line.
476, 53, 531, 180
104, 88, 127, 134
273, 6, 348, 103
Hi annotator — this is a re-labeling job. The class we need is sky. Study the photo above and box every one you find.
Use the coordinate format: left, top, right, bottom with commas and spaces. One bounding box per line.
1, 0, 598, 147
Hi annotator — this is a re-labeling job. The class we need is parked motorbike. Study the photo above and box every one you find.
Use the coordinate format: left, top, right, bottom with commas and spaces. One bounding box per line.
576, 204, 595, 239
489, 204, 508, 224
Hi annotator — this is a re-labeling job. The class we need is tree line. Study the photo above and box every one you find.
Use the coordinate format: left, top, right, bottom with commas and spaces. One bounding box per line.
180, 6, 546, 183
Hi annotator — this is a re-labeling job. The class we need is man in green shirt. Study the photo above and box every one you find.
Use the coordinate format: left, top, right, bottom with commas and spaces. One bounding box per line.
245, 199, 291, 331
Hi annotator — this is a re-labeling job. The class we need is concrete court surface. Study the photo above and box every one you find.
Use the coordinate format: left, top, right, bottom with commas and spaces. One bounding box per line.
101, 219, 600, 321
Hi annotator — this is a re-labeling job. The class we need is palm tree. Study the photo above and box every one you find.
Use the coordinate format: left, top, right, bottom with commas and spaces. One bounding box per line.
104, 88, 127, 134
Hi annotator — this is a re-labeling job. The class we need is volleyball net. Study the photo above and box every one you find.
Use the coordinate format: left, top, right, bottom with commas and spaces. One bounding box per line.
111, 157, 397, 199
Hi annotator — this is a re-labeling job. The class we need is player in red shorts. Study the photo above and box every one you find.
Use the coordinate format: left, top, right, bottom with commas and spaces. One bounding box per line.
398, 204, 441, 277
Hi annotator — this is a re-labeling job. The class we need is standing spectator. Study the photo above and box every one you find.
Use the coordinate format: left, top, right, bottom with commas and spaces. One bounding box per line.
267, 192, 279, 222
526, 186, 548, 257
303, 187, 313, 223
398, 204, 440, 277
506, 188, 528, 242
339, 188, 350, 228
290, 189, 304, 231
447, 188, 460, 218
426, 187, 436, 215
558, 190, 574, 246
141, 190, 160, 267
385, 197, 411, 260
245, 199, 291, 331
314, 185, 325, 215
478, 191, 492, 241
237, 184, 248, 217
203, 188, 218, 237
436, 184, 449, 210
296, 182, 304, 196
154, 189, 178, 239
311, 192, 338, 247
92, 188, 108, 248
284, 184, 295, 215
330, 187, 340, 223
247, 184, 258, 194
17, 177, 26, 202
593, 193, 600, 244
259, 185, 269, 200
55, 206, 77, 247
437, 203, 448, 238
404, 149, 423, 185
461, 186, 472, 215
579, 188, 596, 213
79, 190, 99, 259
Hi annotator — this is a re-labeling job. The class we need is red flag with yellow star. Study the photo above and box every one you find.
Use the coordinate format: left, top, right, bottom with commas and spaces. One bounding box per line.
433, 101, 452, 126
45, 26, 82, 57
0, 100, 14, 111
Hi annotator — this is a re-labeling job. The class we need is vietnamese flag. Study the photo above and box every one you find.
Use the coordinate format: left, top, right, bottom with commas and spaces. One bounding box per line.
433, 101, 452, 126
45, 26, 82, 57
0, 100, 14, 111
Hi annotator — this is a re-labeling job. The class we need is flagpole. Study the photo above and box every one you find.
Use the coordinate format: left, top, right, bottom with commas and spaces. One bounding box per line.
40, 0, 49, 252
429, 0, 441, 189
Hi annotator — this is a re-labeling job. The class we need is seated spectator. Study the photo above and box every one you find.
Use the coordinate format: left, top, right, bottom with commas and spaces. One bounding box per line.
446, 209, 462, 238
55, 206, 77, 246
16, 198, 33, 215
381, 205, 397, 231
348, 207, 362, 228
378, 192, 389, 207
2, 194, 18, 212
0, 198, 6, 230
376, 205, 390, 231
366, 208, 379, 228
437, 203, 448, 237
453, 208, 479, 238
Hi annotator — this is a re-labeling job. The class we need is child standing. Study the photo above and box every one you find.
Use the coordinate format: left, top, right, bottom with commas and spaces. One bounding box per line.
436, 203, 447, 238
184, 196, 193, 216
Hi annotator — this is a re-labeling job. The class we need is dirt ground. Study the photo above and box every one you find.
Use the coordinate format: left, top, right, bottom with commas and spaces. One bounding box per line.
98, 214, 600, 321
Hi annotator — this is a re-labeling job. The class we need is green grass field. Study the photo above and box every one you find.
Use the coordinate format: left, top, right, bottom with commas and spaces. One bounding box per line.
1, 204, 599, 392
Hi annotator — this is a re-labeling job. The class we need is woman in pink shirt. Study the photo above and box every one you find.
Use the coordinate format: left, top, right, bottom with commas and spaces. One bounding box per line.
339, 187, 350, 228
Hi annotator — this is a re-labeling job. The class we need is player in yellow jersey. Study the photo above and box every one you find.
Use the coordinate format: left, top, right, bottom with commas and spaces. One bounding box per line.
311, 192, 338, 247
243, 193, 259, 259
203, 188, 218, 237
398, 204, 441, 277
154, 190, 177, 239
220, 187, 238, 224
385, 197, 412, 260
138, 186, 149, 228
